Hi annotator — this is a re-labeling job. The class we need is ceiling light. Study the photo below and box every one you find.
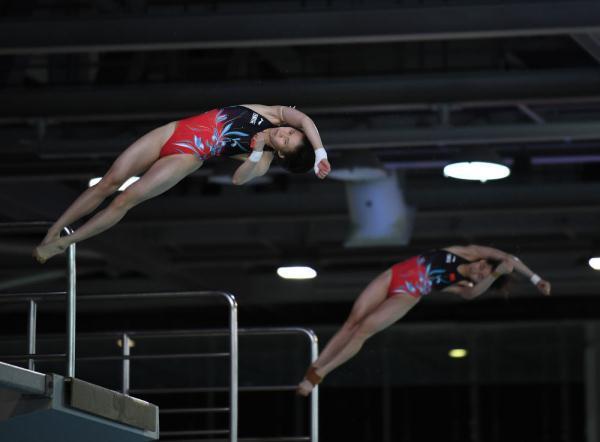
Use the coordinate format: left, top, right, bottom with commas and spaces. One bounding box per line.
444, 149, 510, 182
448, 348, 468, 358
589, 257, 600, 270
89, 176, 139, 191
277, 266, 317, 280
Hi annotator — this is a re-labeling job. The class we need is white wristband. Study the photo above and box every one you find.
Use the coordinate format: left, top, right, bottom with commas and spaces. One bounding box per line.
530, 274, 541, 285
248, 150, 263, 163
313, 147, 328, 174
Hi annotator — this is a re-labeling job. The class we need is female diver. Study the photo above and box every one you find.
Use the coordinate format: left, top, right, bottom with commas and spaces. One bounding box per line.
296, 244, 551, 396
33, 104, 331, 263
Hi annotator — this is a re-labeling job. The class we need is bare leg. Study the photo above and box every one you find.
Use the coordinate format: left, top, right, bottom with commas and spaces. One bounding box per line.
38, 122, 176, 245
297, 292, 419, 396
34, 154, 201, 262
313, 270, 392, 370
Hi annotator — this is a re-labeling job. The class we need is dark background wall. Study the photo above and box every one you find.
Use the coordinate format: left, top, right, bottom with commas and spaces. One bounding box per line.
1, 1, 600, 441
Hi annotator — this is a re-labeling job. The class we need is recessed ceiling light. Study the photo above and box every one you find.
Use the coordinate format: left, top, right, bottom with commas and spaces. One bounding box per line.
444, 161, 510, 182
277, 266, 317, 280
444, 149, 510, 182
448, 348, 468, 358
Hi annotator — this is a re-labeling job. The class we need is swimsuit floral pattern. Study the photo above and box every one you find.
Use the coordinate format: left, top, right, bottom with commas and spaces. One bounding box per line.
172, 110, 249, 160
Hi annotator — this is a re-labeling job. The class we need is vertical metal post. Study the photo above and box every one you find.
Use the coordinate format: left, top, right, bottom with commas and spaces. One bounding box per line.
308, 331, 319, 442
27, 299, 37, 371
559, 331, 571, 442
469, 334, 480, 442
122, 333, 131, 395
586, 323, 600, 442
64, 226, 76, 378
381, 337, 391, 442
226, 294, 238, 442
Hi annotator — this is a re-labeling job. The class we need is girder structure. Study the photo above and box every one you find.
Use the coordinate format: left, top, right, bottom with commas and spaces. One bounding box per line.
3, 119, 600, 161
1, 69, 600, 120
1, 2, 600, 55
1, 0, 599, 303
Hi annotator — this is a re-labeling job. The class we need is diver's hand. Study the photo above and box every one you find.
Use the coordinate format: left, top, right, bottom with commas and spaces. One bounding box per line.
316, 158, 331, 179
536, 280, 551, 296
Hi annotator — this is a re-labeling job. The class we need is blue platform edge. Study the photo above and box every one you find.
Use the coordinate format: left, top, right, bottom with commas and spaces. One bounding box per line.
0, 363, 159, 442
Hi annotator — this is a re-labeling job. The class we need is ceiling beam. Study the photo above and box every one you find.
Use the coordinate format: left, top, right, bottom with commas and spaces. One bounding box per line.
0, 70, 599, 119
7, 120, 600, 157
571, 33, 600, 64
1, 2, 600, 55
324, 120, 600, 149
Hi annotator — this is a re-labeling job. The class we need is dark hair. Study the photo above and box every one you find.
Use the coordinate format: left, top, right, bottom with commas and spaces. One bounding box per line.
486, 259, 513, 295
277, 137, 315, 174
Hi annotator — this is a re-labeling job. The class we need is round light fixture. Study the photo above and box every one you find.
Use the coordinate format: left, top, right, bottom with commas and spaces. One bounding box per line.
276, 266, 317, 280
589, 257, 600, 270
448, 348, 468, 358
443, 161, 510, 182
444, 149, 510, 182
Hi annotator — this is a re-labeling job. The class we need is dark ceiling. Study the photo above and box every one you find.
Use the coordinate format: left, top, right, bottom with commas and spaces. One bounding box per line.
1, 0, 599, 316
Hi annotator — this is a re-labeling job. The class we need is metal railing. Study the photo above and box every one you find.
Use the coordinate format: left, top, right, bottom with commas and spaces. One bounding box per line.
1, 323, 319, 442
0, 222, 317, 441
0, 221, 76, 376
0, 290, 239, 442
236, 327, 318, 442
121, 327, 319, 442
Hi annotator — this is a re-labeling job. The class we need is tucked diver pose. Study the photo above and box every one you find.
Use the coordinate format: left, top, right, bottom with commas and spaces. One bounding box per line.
33, 105, 331, 263
296, 245, 551, 396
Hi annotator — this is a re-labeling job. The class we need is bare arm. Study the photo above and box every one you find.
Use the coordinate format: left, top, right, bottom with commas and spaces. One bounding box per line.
278, 106, 331, 178
448, 244, 551, 296
278, 106, 323, 149
231, 134, 274, 185
461, 244, 540, 279
443, 260, 514, 300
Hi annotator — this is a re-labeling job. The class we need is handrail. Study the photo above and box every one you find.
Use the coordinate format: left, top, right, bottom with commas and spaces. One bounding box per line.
0, 289, 239, 442
1, 325, 319, 442
0, 221, 76, 376
124, 326, 317, 442
0, 223, 316, 442
0, 290, 235, 303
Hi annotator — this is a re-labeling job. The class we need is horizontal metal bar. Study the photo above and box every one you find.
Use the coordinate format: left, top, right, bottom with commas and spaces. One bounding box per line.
3, 352, 228, 362
0, 292, 67, 303
240, 439, 310, 442
160, 407, 230, 414
0, 327, 315, 342
1, 3, 599, 55
239, 385, 297, 393
131, 387, 229, 395
75, 353, 230, 362
126, 327, 318, 339
162, 438, 310, 442
160, 430, 230, 436
131, 385, 297, 395
235, 439, 310, 442
0, 290, 234, 304
0, 353, 66, 362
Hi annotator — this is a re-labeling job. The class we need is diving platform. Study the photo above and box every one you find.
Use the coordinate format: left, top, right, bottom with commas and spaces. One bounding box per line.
0, 361, 159, 442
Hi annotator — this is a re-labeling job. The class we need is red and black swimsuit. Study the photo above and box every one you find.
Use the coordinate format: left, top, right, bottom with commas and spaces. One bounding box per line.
387, 250, 471, 298
159, 106, 276, 161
